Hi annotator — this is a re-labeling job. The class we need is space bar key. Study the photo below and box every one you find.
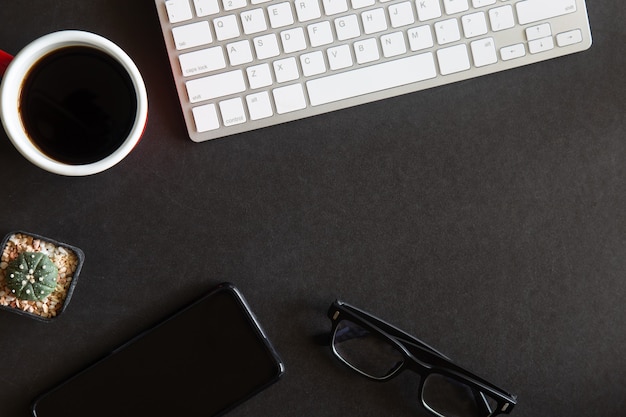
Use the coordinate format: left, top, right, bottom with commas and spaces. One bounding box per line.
306, 53, 437, 106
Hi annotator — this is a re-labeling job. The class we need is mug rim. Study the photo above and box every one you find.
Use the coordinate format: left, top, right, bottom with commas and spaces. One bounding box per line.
0, 30, 148, 176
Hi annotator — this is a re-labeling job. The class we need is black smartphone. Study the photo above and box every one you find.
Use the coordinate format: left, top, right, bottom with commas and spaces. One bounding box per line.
32, 282, 284, 417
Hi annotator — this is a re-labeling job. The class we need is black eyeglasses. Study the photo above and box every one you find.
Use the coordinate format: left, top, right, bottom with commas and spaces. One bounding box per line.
327, 300, 517, 417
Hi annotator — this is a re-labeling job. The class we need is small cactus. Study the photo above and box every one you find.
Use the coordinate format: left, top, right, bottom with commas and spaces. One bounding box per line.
6, 252, 58, 301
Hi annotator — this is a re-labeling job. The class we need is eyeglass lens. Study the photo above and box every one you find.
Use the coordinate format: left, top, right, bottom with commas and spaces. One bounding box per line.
422, 373, 498, 417
332, 319, 405, 379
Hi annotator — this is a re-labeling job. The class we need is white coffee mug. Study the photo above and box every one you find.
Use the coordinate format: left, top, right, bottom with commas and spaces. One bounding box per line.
0, 31, 148, 176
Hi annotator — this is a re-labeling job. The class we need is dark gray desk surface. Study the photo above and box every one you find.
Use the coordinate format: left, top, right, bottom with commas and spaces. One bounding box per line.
1, 1, 624, 416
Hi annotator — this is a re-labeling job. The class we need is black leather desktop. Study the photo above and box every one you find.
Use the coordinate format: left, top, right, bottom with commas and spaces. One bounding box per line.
1, 1, 624, 416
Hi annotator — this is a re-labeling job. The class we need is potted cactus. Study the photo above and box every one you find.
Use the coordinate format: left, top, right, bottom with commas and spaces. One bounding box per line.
6, 252, 59, 301
0, 231, 84, 321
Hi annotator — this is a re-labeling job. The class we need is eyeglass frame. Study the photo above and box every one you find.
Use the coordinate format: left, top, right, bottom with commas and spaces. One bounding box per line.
328, 300, 517, 416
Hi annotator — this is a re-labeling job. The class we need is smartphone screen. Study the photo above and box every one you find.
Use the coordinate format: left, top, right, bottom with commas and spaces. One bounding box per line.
32, 283, 284, 417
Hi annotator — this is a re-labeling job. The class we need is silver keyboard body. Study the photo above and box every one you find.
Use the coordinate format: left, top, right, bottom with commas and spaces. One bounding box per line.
155, 0, 592, 142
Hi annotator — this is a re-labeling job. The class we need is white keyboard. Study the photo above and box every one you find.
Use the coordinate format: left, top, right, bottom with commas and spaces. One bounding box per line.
155, 0, 592, 142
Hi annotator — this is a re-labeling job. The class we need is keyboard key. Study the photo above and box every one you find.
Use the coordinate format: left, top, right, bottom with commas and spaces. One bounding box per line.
273, 57, 300, 82
437, 44, 470, 75
327, 45, 353, 70
253, 34, 280, 59
362, 8, 388, 34
300, 51, 327, 76
246, 63, 273, 88
461, 12, 488, 38
443, 0, 469, 15
308, 21, 334, 47
352, 0, 375, 9
241, 8, 268, 34
435, 18, 461, 45
354, 38, 380, 64
192, 103, 220, 132
246, 91, 274, 120
214, 15, 240, 40
381, 32, 407, 57
416, 0, 442, 21
306, 53, 437, 106
186, 70, 246, 102
526, 23, 552, 41
389, 2, 415, 28
268, 2, 295, 28
222, 0, 247, 11
528, 36, 555, 54
516, 0, 577, 25
471, 0, 495, 7
500, 43, 526, 61
335, 14, 361, 40
273, 84, 307, 114
226, 40, 253, 66
193, 0, 220, 16
172, 21, 212, 50
470, 37, 497, 67
488, 5, 515, 31
408, 25, 434, 51
295, 0, 322, 22
557, 29, 583, 47
179, 46, 226, 76
219, 97, 247, 126
322, 0, 349, 16
166, 0, 193, 23
280, 27, 307, 53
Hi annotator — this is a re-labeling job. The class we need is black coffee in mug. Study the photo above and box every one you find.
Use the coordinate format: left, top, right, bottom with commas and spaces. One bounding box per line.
19, 45, 138, 165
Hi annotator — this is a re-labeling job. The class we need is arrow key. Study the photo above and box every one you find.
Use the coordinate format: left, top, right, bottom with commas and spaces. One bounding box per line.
556, 29, 583, 47
529, 36, 555, 54
500, 43, 526, 61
